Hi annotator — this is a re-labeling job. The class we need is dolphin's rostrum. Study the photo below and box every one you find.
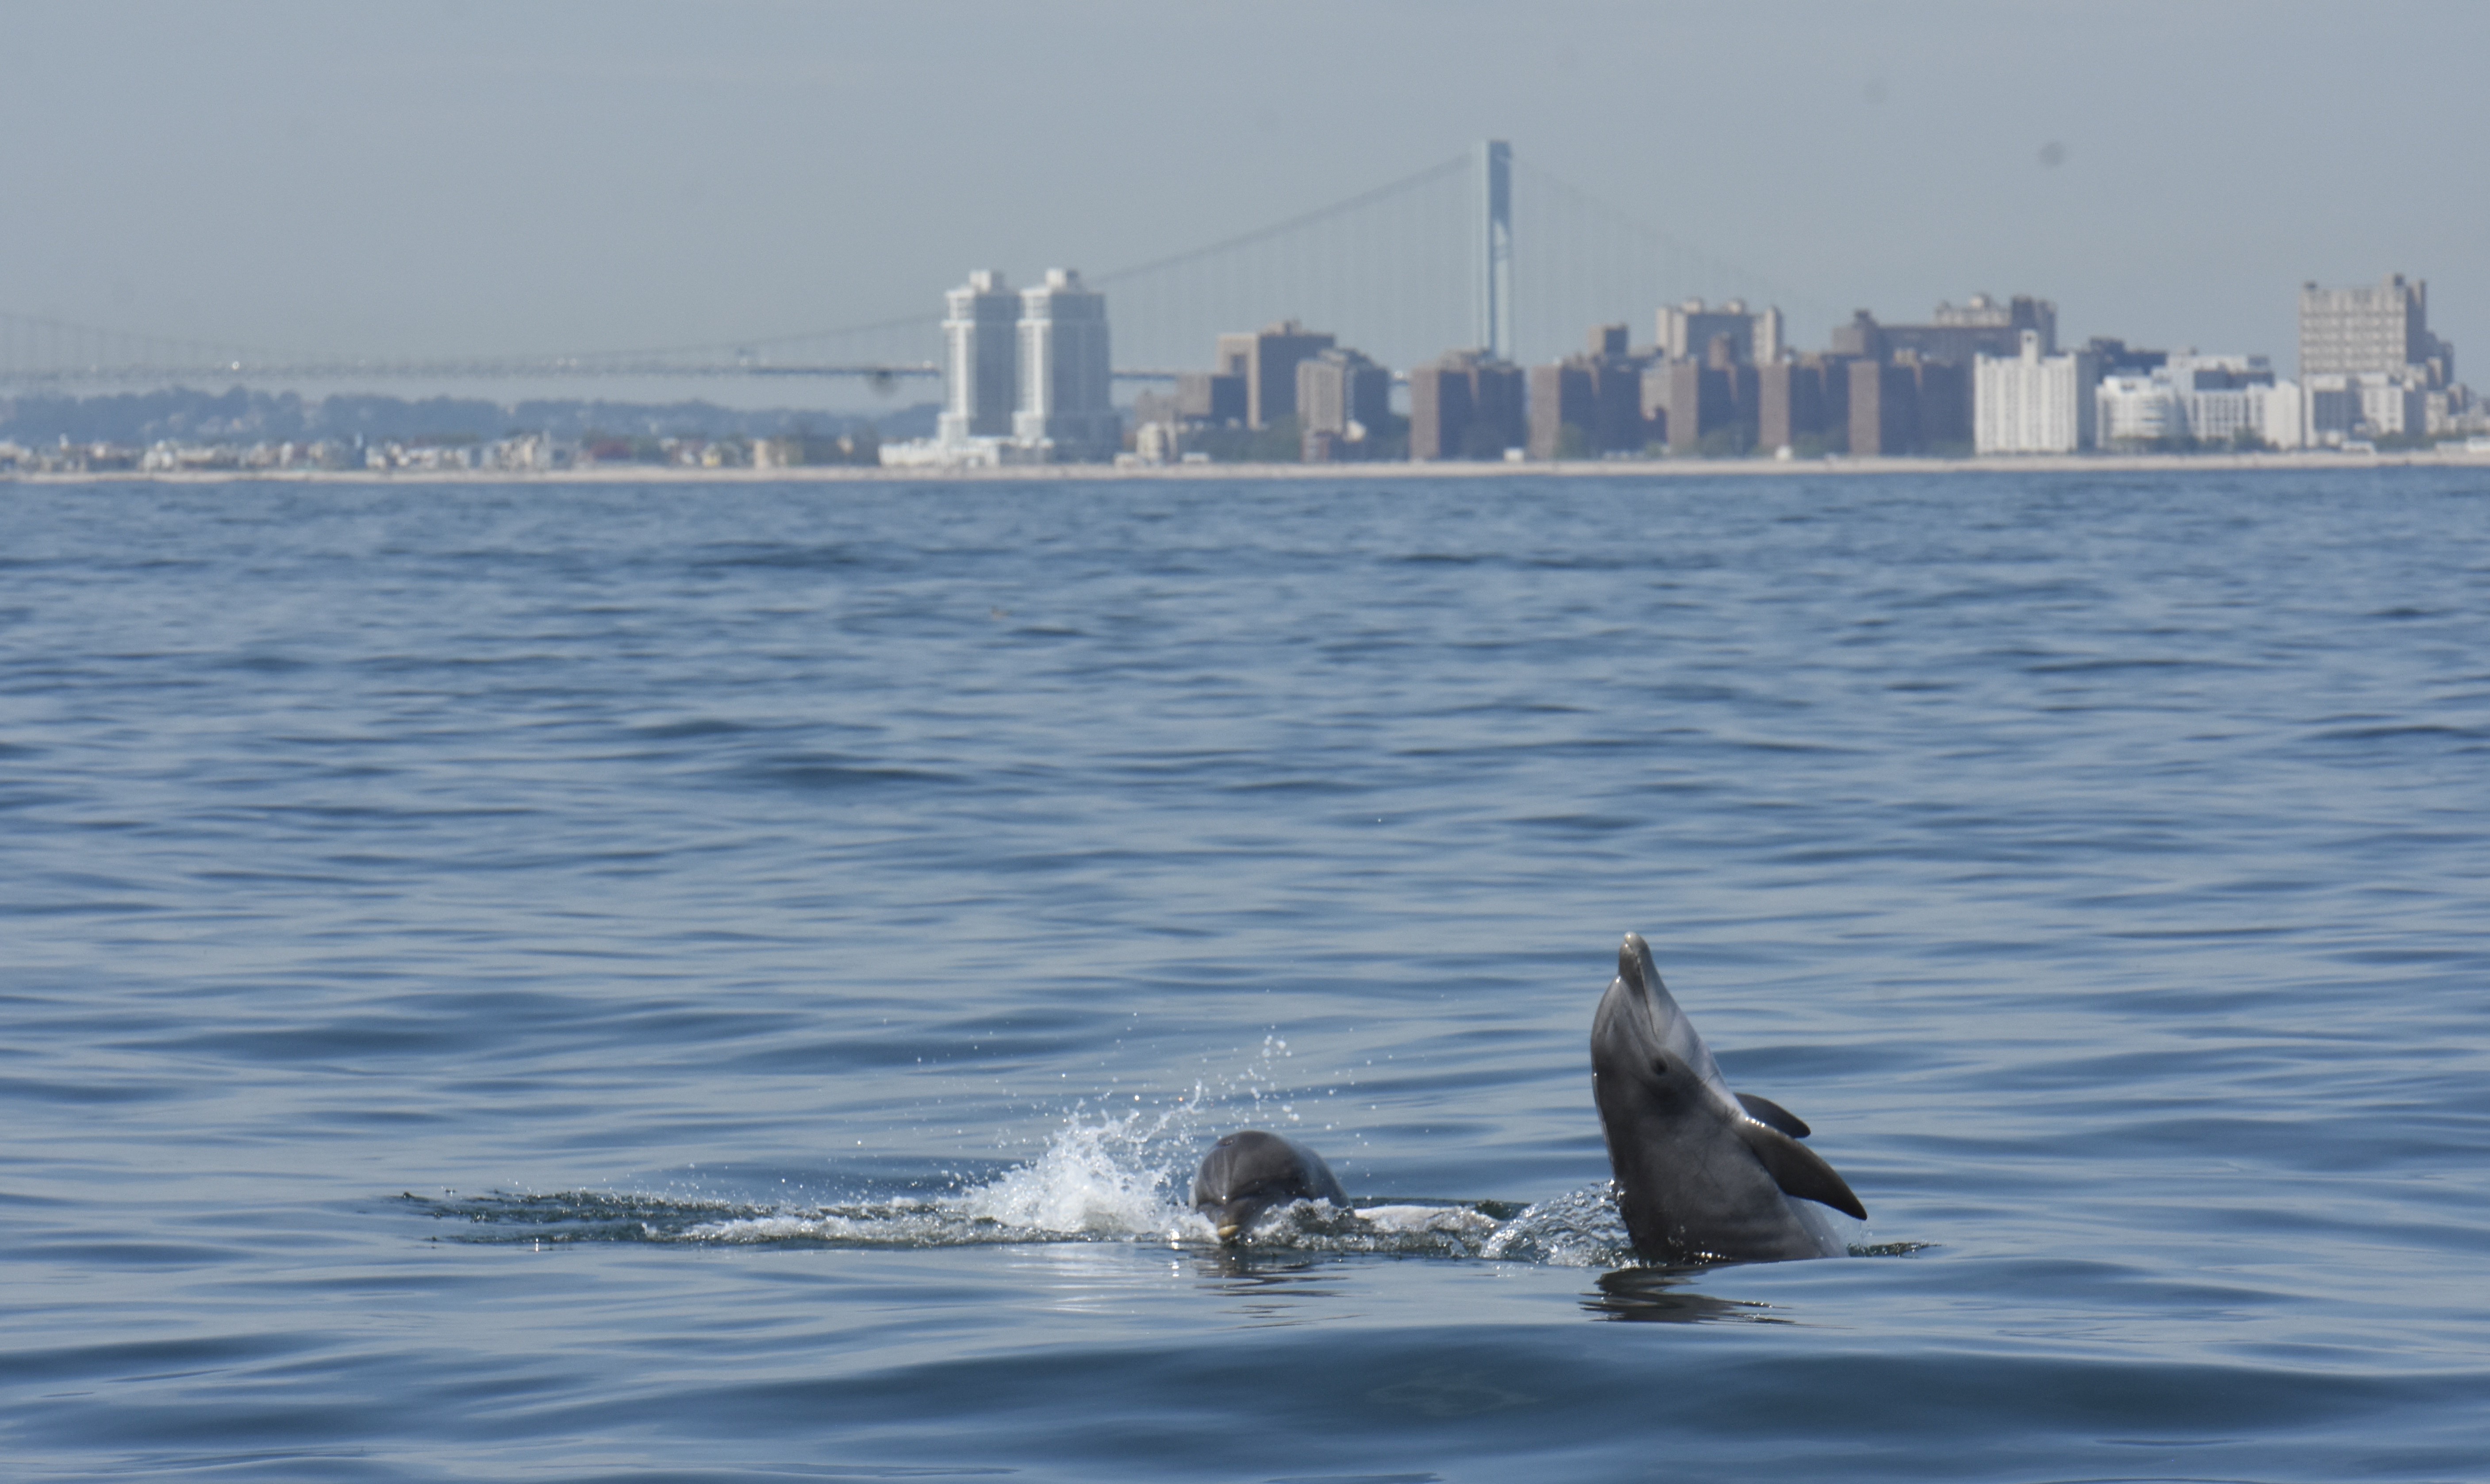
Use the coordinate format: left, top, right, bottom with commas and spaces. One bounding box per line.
1191, 1129, 1348, 1242
1591, 932, 1865, 1263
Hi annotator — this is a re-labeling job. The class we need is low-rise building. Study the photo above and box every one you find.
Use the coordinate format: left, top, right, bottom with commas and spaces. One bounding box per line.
2097, 354, 2303, 448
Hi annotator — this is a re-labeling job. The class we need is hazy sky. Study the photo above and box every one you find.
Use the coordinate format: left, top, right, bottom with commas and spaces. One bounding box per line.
5, 0, 2484, 380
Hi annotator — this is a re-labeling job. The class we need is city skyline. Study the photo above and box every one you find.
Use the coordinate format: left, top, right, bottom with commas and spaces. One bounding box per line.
1, 0, 2482, 388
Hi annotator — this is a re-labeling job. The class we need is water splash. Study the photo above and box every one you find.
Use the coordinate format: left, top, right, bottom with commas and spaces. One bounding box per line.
400, 1111, 1899, 1269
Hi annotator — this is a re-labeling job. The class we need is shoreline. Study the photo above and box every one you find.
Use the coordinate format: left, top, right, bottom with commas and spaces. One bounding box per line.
5, 446, 2486, 485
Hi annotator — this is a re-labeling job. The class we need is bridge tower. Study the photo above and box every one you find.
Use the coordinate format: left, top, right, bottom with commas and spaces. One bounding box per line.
1475, 139, 1513, 361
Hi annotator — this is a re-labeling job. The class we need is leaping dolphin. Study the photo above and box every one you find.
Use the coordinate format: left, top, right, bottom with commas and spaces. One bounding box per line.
1591, 933, 1866, 1263
1191, 1129, 1348, 1243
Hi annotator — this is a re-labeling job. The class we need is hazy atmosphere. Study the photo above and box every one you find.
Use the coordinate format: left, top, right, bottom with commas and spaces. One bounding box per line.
10, 7, 2490, 1481
5, 0, 2483, 379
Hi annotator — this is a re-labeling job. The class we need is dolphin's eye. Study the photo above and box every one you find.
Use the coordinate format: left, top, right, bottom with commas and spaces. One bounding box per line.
1649, 1057, 1668, 1077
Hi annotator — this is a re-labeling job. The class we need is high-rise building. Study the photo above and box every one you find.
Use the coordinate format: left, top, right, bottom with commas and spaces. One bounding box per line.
1529, 326, 1648, 459
1974, 331, 2098, 454
1527, 361, 1595, 461
1527, 358, 1645, 459
1297, 349, 1390, 442
2297, 274, 2457, 444
1214, 320, 1337, 429
1836, 296, 2056, 365
1013, 269, 1119, 460
1645, 333, 1759, 454
1932, 294, 2057, 355
2299, 274, 2452, 384
1848, 360, 1917, 456
1657, 299, 1781, 365
1410, 351, 1524, 461
1847, 355, 1968, 455
1175, 371, 1247, 424
1758, 354, 1852, 453
938, 270, 1019, 444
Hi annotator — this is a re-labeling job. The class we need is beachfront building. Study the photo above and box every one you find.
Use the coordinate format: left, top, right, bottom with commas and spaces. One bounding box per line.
885, 267, 1119, 466
1409, 350, 1525, 461
2297, 274, 2455, 444
1974, 331, 2097, 454
2094, 356, 2304, 450
938, 270, 1020, 446
1013, 269, 1120, 461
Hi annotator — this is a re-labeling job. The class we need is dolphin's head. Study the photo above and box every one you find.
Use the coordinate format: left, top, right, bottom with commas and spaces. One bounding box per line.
1190, 1130, 1345, 1244
1593, 933, 1736, 1112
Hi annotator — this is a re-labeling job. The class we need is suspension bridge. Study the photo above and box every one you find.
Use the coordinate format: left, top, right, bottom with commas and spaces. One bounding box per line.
0, 143, 1819, 395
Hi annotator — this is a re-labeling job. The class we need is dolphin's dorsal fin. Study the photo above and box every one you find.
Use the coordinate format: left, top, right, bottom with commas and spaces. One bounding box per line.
1736, 1120, 1867, 1219
1735, 1092, 1812, 1139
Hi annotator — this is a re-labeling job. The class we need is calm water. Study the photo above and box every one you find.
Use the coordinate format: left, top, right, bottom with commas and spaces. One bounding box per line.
4, 469, 2487, 1482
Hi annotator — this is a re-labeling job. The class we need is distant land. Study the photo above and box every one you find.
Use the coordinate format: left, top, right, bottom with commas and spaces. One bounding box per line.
0, 386, 940, 450
11, 446, 2486, 485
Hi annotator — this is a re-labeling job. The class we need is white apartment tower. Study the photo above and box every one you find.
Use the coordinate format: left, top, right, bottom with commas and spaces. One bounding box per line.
1975, 331, 2097, 454
939, 270, 1020, 444
1012, 269, 1119, 459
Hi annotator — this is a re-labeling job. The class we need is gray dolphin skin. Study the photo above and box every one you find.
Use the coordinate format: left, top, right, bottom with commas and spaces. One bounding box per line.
1191, 1130, 1348, 1242
1591, 933, 1867, 1263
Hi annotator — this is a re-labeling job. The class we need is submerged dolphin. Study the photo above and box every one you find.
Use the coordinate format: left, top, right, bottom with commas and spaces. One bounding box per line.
1591, 933, 1866, 1263
1191, 1130, 1348, 1242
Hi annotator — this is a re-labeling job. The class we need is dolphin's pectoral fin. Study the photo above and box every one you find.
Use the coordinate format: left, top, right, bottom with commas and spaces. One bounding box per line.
1736, 1119, 1867, 1220
1735, 1092, 1812, 1139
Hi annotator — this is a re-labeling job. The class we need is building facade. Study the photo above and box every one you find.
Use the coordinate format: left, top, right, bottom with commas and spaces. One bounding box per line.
2095, 355, 2302, 449
1297, 348, 1391, 442
2298, 274, 2457, 444
1837, 295, 2056, 366
1410, 352, 1525, 461
1013, 269, 1119, 460
938, 270, 1020, 444
1213, 320, 1336, 429
1757, 354, 1851, 452
1974, 331, 2098, 454
1658, 299, 1781, 365
1175, 371, 1247, 425
1529, 327, 1648, 458
2299, 274, 2452, 383
1646, 336, 1760, 454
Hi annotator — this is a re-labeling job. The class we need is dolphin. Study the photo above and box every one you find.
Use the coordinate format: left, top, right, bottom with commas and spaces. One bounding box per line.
1590, 933, 1866, 1263
1191, 1130, 1348, 1242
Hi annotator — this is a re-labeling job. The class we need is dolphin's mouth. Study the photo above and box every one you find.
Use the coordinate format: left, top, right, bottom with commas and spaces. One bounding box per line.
1203, 1198, 1258, 1244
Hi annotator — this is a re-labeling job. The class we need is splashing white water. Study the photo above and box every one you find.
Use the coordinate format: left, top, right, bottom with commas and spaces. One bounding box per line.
953, 1113, 1197, 1238
417, 1100, 1875, 1269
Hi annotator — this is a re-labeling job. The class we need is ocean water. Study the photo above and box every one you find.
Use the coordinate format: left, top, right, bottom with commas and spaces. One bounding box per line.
4, 468, 2486, 1483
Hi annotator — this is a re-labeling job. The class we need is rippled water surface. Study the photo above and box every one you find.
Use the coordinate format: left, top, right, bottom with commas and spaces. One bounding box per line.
5, 470, 2487, 1482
